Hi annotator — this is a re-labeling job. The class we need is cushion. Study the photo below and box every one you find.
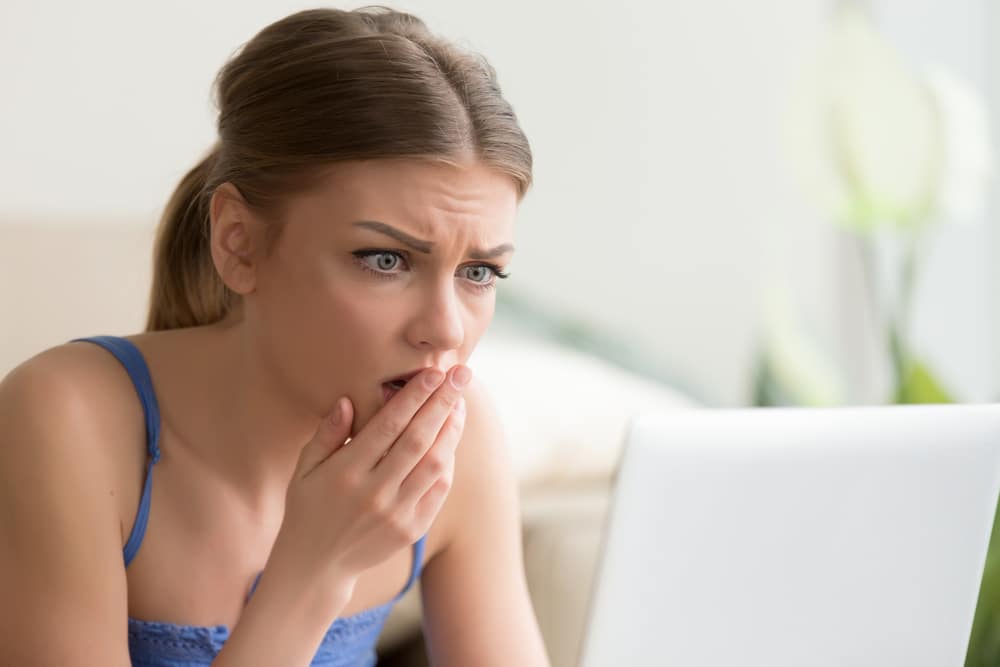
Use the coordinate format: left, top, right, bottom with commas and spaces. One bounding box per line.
468, 327, 700, 486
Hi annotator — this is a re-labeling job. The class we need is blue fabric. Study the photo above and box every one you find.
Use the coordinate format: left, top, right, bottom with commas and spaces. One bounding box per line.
72, 336, 425, 666
71, 336, 162, 567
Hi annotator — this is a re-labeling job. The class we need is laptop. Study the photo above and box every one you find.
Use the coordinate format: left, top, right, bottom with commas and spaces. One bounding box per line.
577, 404, 1000, 667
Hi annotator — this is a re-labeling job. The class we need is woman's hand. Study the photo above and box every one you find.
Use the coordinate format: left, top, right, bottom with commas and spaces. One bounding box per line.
267, 365, 470, 599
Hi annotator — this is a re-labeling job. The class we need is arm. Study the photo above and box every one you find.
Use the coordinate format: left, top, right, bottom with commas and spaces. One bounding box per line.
0, 349, 362, 667
0, 353, 132, 666
217, 365, 470, 666
420, 380, 551, 666
211, 554, 356, 667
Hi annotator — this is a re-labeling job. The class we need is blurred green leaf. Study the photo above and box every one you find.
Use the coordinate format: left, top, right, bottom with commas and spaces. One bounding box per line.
751, 350, 797, 407
892, 356, 954, 404
966, 500, 1000, 666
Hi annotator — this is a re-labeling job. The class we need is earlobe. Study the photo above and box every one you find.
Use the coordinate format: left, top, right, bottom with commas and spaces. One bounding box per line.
209, 183, 258, 295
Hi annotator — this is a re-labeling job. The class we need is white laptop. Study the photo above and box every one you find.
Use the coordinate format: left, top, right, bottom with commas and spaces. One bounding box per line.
578, 404, 1000, 667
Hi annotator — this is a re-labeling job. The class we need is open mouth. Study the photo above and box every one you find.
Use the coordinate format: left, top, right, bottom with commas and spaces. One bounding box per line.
381, 377, 410, 404
381, 367, 434, 404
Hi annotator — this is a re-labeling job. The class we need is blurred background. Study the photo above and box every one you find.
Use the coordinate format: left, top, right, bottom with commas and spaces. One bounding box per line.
2, 0, 999, 665
2, 0, 999, 408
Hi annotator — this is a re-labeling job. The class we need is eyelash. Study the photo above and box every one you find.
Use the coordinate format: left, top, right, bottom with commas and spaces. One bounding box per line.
351, 249, 510, 293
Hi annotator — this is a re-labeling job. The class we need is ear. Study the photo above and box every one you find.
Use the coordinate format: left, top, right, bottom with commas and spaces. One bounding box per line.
208, 182, 262, 295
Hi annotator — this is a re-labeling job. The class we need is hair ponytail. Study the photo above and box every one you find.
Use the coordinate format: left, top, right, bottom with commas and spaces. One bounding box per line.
145, 144, 233, 331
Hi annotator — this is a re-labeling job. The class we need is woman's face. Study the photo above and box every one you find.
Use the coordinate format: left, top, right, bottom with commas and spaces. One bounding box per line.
245, 158, 519, 435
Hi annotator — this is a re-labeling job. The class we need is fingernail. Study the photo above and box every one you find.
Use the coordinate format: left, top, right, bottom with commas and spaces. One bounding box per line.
451, 365, 472, 389
329, 398, 343, 426
424, 369, 445, 389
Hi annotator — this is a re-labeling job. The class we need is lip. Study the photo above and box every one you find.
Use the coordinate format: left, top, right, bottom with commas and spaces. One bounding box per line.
382, 383, 400, 405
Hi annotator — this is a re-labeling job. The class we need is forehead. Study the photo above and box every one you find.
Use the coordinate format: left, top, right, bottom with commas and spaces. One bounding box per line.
289, 158, 519, 237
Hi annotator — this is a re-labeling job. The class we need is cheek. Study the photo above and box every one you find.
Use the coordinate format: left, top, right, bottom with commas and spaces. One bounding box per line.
254, 250, 325, 318
254, 258, 385, 365
327, 291, 397, 346
262, 254, 375, 329
316, 288, 409, 381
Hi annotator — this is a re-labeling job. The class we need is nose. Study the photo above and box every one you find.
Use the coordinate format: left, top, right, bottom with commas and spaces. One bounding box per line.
405, 279, 465, 352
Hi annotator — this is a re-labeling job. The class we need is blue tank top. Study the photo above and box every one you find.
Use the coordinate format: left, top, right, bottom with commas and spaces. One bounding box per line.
73, 335, 426, 667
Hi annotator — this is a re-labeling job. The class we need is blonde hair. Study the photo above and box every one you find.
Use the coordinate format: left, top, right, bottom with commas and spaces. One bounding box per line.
146, 7, 532, 331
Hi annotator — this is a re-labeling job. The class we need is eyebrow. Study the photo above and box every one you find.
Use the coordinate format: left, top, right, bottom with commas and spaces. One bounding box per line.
352, 220, 515, 260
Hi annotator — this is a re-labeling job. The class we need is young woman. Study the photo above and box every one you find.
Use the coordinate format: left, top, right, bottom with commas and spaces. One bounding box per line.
0, 7, 549, 666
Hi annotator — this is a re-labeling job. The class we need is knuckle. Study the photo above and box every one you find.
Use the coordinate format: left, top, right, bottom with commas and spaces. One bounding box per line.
432, 391, 456, 412
377, 416, 405, 440
447, 413, 465, 433
430, 476, 452, 497
365, 489, 393, 516
436, 473, 453, 494
388, 512, 414, 539
401, 433, 427, 457
338, 467, 365, 490
422, 454, 447, 477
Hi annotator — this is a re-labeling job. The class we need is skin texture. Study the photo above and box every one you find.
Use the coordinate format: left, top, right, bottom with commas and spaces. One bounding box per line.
0, 157, 550, 666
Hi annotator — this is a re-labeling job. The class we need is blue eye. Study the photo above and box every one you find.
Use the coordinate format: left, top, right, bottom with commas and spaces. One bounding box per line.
351, 248, 510, 293
354, 250, 406, 275
464, 265, 495, 284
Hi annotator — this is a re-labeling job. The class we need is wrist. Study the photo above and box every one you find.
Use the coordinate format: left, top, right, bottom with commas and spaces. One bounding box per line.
259, 547, 357, 621
217, 558, 356, 665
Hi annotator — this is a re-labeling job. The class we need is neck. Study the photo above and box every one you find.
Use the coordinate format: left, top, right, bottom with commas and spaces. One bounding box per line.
159, 320, 323, 508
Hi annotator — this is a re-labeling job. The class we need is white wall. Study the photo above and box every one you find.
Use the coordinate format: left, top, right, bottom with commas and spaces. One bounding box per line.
16, 1, 990, 406
867, 0, 995, 403
1, 0, 839, 406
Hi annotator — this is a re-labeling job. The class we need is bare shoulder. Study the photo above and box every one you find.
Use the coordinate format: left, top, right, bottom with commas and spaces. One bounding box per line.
3, 338, 146, 402
2, 339, 149, 536
0, 341, 143, 663
0, 340, 146, 468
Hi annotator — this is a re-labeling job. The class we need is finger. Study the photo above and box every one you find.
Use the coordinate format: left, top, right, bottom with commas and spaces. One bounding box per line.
372, 366, 470, 485
341, 366, 447, 470
295, 397, 353, 479
396, 398, 464, 506
349, 368, 447, 470
411, 467, 455, 533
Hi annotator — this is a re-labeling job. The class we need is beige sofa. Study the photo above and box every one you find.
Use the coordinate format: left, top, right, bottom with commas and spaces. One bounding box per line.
0, 219, 698, 666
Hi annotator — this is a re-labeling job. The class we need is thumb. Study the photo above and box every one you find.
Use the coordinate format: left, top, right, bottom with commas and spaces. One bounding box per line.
296, 397, 354, 478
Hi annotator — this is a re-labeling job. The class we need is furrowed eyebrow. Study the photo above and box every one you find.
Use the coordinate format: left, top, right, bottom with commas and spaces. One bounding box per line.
468, 242, 515, 260
352, 220, 515, 259
353, 220, 432, 253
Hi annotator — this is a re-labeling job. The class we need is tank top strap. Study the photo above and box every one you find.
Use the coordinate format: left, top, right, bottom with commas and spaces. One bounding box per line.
394, 534, 427, 601
71, 335, 162, 567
